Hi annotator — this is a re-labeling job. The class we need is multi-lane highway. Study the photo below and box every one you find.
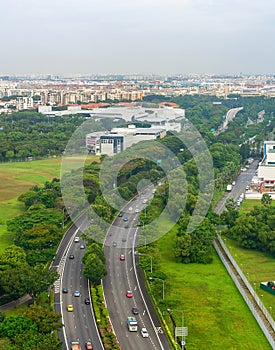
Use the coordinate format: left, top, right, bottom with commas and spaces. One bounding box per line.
52, 219, 104, 350
103, 187, 171, 350
215, 160, 259, 215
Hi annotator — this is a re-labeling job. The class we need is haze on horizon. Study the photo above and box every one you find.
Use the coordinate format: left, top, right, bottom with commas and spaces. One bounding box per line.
1, 0, 275, 76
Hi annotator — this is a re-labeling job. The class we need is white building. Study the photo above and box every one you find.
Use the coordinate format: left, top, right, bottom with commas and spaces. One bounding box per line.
86, 125, 166, 156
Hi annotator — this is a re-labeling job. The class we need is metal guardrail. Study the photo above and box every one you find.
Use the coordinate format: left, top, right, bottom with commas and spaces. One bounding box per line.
215, 235, 275, 349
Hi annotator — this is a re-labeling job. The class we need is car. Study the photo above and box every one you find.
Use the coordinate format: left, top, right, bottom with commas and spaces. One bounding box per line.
85, 341, 93, 349
132, 307, 139, 315
126, 290, 133, 298
141, 327, 149, 338
80, 244, 85, 249
74, 236, 80, 242
129, 207, 133, 211
118, 213, 123, 217
142, 199, 147, 204
69, 254, 74, 259
84, 298, 90, 305
67, 304, 74, 312
122, 237, 127, 242
123, 217, 128, 222
112, 241, 117, 247
120, 254, 125, 261
135, 208, 140, 213
232, 181, 236, 186
62, 287, 68, 293
74, 290, 80, 297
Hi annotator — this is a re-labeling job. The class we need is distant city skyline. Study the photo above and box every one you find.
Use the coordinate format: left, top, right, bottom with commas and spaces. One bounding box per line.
1, 0, 275, 75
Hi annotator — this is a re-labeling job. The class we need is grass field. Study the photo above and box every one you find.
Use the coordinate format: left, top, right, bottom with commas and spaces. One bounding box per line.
157, 229, 271, 350
0, 156, 97, 249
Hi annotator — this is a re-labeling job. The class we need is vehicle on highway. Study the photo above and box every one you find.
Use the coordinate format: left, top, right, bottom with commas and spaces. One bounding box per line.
80, 244, 85, 249
112, 241, 117, 247
85, 341, 93, 349
122, 237, 127, 242
141, 327, 149, 338
135, 208, 140, 213
232, 181, 236, 186
120, 254, 125, 261
126, 290, 133, 298
74, 237, 80, 242
69, 254, 74, 259
67, 304, 74, 312
62, 287, 68, 293
118, 213, 123, 217
127, 316, 138, 331
123, 217, 128, 221
132, 307, 139, 315
74, 290, 80, 297
84, 298, 90, 305
129, 207, 133, 211
71, 341, 81, 350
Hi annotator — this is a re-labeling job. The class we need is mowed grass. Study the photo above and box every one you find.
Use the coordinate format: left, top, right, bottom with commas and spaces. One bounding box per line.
157, 229, 271, 350
0, 155, 98, 249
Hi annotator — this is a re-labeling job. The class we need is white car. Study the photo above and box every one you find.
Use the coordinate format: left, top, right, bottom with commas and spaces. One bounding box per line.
74, 237, 80, 243
141, 328, 149, 338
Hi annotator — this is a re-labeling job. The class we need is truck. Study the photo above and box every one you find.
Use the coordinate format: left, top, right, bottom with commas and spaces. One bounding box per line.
127, 316, 138, 331
71, 341, 81, 350
226, 184, 232, 192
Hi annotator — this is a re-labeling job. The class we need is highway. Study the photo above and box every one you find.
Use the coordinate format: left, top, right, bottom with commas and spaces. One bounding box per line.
215, 160, 259, 215
103, 187, 171, 350
52, 218, 104, 350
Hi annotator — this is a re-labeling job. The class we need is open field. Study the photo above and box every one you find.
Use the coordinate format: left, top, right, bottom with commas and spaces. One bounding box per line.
0, 156, 97, 249
157, 229, 271, 350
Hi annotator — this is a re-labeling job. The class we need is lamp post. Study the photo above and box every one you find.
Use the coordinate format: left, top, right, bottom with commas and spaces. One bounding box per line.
167, 308, 185, 350
149, 277, 165, 300
139, 253, 152, 273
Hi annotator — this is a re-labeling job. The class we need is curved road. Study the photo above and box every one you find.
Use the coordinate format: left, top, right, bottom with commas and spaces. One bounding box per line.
103, 188, 171, 350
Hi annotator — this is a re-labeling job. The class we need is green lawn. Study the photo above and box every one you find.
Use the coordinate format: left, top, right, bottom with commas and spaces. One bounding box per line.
156, 229, 271, 350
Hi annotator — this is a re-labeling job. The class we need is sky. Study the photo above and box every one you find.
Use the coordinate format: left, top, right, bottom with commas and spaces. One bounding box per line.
0, 0, 275, 75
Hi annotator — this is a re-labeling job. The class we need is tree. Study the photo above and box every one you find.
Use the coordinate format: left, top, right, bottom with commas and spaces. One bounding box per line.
23, 304, 62, 334
261, 193, 272, 206
83, 253, 107, 285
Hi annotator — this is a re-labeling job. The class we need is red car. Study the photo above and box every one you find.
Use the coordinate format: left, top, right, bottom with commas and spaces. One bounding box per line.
85, 341, 92, 349
120, 254, 125, 261
126, 290, 133, 298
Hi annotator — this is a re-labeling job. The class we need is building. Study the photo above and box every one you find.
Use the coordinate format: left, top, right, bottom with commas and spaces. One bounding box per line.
256, 141, 275, 193
86, 125, 166, 156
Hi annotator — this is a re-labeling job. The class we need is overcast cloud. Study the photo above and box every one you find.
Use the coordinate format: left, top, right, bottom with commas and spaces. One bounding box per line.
0, 0, 274, 75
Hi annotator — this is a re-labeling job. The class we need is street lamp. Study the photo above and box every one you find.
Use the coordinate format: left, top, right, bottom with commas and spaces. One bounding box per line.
149, 277, 165, 300
167, 308, 185, 350
139, 252, 152, 273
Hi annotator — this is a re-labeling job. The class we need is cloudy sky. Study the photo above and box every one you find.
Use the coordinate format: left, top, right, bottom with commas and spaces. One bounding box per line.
1, 0, 275, 75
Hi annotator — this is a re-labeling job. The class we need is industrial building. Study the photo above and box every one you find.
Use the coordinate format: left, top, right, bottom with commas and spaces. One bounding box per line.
86, 125, 166, 156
